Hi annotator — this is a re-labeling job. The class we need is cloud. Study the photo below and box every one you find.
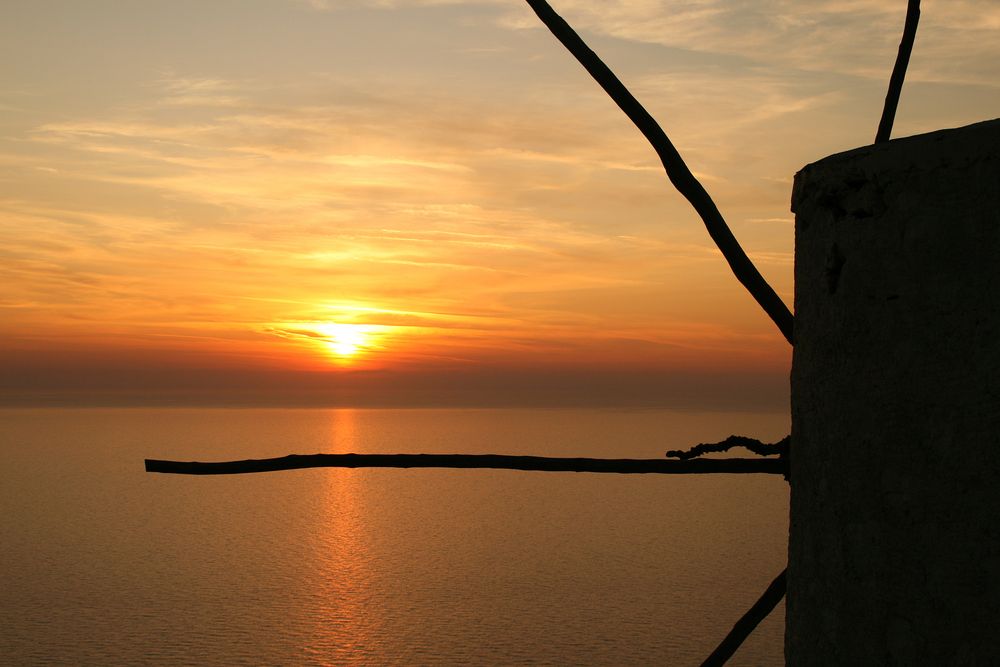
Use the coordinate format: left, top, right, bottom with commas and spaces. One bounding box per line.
504, 1, 1000, 83
10, 75, 730, 361
298, 0, 998, 86
298, 0, 498, 9
1, 53, 825, 370
150, 74, 248, 108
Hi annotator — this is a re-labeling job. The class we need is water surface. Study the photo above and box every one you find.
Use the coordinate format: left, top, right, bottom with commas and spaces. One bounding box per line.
1, 408, 789, 665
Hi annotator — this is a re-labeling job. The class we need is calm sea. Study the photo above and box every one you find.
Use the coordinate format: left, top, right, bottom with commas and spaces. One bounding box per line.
1, 408, 789, 665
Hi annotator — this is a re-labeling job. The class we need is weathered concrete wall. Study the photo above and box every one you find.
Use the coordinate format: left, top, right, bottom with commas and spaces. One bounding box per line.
787, 119, 1000, 666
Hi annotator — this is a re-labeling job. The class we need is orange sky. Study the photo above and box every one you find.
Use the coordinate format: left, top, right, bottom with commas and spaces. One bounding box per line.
2, 1, 998, 407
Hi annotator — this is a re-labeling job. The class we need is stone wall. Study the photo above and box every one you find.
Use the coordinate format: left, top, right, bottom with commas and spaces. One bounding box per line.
787, 119, 1000, 665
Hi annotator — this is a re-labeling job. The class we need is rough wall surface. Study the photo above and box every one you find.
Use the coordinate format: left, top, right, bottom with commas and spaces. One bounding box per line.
787, 119, 1000, 666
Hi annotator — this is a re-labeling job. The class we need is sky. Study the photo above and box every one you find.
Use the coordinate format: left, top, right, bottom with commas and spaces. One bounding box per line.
1, 0, 998, 408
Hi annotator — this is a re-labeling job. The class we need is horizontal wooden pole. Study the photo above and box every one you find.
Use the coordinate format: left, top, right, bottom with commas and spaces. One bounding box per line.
145, 453, 785, 476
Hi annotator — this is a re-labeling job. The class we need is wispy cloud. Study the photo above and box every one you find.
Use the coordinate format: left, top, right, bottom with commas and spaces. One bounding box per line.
296, 0, 999, 88
152, 74, 248, 108
10, 72, 758, 371
497, 0, 1000, 85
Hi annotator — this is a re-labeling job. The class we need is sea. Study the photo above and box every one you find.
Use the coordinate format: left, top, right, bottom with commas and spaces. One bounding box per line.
1, 407, 789, 665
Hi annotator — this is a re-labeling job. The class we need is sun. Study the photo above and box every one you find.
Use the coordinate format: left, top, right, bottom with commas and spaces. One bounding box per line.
314, 323, 373, 359
268, 317, 395, 366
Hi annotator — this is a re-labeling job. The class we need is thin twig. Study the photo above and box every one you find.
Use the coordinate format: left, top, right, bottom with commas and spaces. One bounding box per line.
524, 0, 793, 344
145, 453, 786, 476
701, 569, 787, 667
875, 0, 921, 143
666, 435, 789, 460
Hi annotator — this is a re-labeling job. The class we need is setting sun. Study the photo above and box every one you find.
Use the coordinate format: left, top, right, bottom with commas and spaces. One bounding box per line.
315, 323, 374, 360
264, 316, 405, 368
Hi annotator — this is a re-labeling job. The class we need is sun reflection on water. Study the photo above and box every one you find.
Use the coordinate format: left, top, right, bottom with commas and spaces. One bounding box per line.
301, 409, 384, 662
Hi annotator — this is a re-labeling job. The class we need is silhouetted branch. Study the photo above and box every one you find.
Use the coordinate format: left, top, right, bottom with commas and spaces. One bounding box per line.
701, 569, 787, 667
875, 0, 921, 143
145, 453, 786, 476
524, 0, 793, 344
666, 435, 789, 460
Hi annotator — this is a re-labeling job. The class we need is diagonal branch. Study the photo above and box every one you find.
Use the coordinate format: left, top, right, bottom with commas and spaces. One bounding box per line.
524, 0, 793, 344
701, 569, 787, 667
875, 0, 921, 144
144, 453, 787, 476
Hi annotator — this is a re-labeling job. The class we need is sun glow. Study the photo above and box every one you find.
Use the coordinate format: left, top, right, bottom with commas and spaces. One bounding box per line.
315, 323, 374, 359
267, 314, 405, 367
